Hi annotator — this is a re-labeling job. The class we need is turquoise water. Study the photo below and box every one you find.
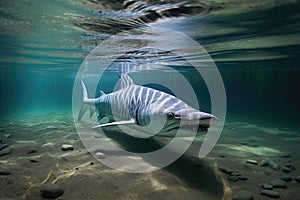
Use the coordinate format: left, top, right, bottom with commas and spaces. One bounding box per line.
1, 0, 299, 130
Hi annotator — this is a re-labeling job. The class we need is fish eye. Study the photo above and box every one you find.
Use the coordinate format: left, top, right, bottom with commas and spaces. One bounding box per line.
167, 112, 175, 120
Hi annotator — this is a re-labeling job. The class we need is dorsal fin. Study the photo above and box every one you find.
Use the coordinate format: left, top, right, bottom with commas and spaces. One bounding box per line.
120, 74, 135, 89
99, 90, 105, 97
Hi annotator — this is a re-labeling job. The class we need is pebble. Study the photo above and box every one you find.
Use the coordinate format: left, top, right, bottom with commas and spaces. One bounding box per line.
0, 143, 8, 151
282, 166, 292, 173
231, 172, 241, 176
281, 176, 292, 182
238, 175, 248, 181
270, 179, 287, 188
246, 159, 258, 165
262, 183, 273, 190
0, 146, 12, 156
0, 169, 11, 175
240, 142, 247, 145
232, 190, 254, 200
30, 159, 38, 163
280, 154, 291, 158
219, 166, 233, 175
4, 134, 11, 138
295, 176, 300, 183
27, 148, 38, 154
228, 175, 239, 182
260, 159, 269, 166
260, 159, 280, 170
269, 160, 280, 170
61, 144, 74, 151
285, 164, 295, 171
95, 152, 106, 159
261, 190, 280, 198
40, 183, 64, 199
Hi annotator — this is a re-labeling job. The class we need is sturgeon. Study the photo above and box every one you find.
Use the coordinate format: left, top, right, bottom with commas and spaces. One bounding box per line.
78, 74, 217, 136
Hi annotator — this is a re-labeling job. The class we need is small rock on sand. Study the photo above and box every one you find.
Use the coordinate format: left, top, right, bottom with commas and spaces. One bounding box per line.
282, 166, 292, 173
228, 175, 239, 182
260, 159, 280, 170
232, 190, 254, 200
285, 164, 295, 171
281, 176, 292, 182
0, 146, 12, 156
219, 166, 233, 175
27, 148, 38, 154
30, 159, 38, 163
262, 183, 273, 190
294, 176, 300, 183
280, 154, 291, 158
269, 160, 280, 170
40, 183, 64, 199
270, 179, 287, 188
0, 143, 8, 151
260, 159, 269, 166
95, 152, 106, 159
261, 190, 280, 198
0, 169, 11, 175
231, 172, 241, 176
246, 159, 258, 165
4, 134, 11, 138
238, 175, 248, 181
61, 144, 74, 151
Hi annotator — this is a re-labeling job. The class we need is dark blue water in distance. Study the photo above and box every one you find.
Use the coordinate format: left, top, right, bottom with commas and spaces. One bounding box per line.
1, 0, 299, 130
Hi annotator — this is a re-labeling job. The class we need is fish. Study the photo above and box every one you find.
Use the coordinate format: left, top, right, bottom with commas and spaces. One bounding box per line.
78, 74, 217, 137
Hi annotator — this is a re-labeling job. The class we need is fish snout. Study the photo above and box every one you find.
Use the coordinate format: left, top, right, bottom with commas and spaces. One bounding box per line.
199, 112, 218, 128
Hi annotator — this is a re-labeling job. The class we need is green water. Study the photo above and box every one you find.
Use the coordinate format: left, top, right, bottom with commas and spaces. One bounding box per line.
1, 0, 299, 130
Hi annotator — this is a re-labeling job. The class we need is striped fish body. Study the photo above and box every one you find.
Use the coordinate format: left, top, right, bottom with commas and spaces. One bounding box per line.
79, 74, 217, 136
98, 84, 190, 122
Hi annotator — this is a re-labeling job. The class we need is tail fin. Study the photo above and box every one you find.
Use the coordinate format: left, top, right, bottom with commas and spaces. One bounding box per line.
80, 80, 88, 102
78, 80, 93, 121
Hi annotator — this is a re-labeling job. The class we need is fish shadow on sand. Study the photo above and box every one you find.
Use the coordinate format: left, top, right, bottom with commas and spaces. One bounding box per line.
98, 127, 223, 198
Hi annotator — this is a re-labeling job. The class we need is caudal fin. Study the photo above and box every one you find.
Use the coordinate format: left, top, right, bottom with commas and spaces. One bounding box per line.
78, 80, 93, 121
80, 80, 88, 102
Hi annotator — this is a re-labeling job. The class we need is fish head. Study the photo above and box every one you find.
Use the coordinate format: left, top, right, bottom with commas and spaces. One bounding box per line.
136, 102, 217, 136
160, 107, 218, 135
163, 108, 218, 132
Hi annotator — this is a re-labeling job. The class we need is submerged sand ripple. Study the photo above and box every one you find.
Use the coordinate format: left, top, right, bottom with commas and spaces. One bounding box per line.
0, 111, 299, 199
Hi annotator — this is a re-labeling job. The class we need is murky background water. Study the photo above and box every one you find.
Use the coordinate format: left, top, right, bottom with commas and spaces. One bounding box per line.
0, 0, 299, 127
1, 0, 299, 131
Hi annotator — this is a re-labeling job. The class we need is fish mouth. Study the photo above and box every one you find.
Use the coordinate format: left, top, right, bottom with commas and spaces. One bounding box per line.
163, 116, 217, 133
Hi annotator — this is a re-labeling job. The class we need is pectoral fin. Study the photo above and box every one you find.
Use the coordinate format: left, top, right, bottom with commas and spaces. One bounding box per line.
92, 119, 136, 129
